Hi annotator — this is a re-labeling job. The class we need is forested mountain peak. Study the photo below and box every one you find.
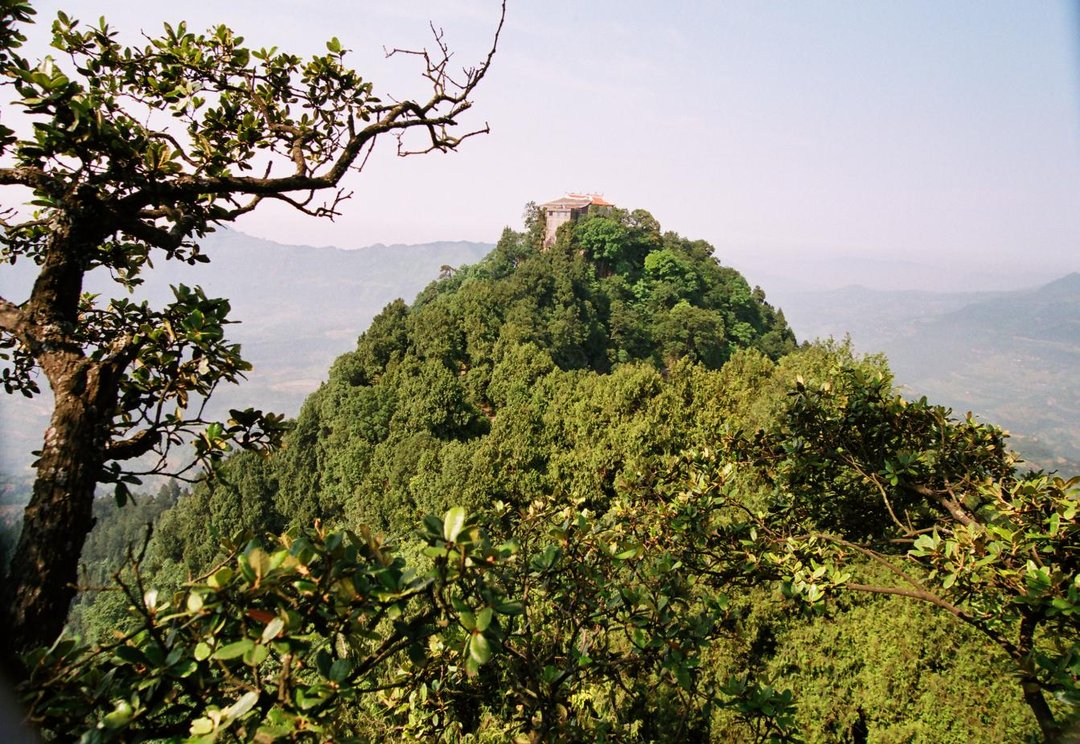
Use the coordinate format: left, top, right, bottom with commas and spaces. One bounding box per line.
358, 204, 797, 377
154, 206, 797, 548
57, 207, 1077, 741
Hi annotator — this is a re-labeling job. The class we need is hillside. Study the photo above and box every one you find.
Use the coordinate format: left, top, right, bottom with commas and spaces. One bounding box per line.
67, 207, 1055, 741
186, 207, 797, 537
779, 273, 1080, 469
4, 230, 1075, 481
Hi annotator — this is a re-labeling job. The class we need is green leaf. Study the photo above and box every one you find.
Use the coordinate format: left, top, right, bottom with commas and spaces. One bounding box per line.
114, 481, 129, 508
247, 547, 271, 579
475, 607, 493, 632
469, 632, 491, 664
102, 700, 133, 729
422, 545, 453, 560
114, 646, 148, 666
296, 685, 333, 710
224, 691, 260, 723
293, 579, 318, 595
213, 639, 255, 660
315, 649, 332, 678
243, 643, 269, 666
207, 566, 233, 589
169, 658, 197, 678
443, 506, 467, 543
190, 717, 215, 736
187, 592, 204, 612
495, 599, 524, 615
329, 658, 354, 683
673, 663, 692, 690
422, 514, 444, 538
464, 654, 480, 677
262, 617, 285, 643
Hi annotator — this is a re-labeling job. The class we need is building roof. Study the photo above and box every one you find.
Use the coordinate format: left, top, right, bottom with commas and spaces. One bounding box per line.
541, 193, 613, 209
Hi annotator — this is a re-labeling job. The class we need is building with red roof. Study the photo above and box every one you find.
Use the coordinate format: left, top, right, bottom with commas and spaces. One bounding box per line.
540, 193, 613, 247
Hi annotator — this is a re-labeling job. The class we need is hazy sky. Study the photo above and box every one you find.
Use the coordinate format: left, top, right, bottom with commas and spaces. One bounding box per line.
22, 1, 1080, 283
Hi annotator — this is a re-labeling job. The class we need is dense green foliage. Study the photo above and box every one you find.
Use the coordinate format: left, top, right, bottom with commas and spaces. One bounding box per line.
253, 211, 793, 537
735, 366, 1080, 740
44, 204, 1080, 741
25, 511, 520, 742
8, 1, 1073, 740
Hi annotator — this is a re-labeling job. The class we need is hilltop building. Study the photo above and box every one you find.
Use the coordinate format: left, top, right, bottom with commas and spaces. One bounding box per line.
541, 193, 613, 247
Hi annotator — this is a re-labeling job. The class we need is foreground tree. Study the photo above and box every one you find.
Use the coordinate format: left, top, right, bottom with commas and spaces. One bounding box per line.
732, 363, 1080, 740
20, 510, 517, 741
0, 0, 505, 653
24, 498, 801, 742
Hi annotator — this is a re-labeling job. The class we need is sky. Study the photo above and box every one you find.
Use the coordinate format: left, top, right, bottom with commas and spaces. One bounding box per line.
19, 0, 1080, 289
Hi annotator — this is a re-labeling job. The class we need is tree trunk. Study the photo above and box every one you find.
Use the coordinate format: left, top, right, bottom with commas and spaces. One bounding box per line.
1016, 613, 1060, 743
1021, 676, 1060, 743
5, 368, 106, 657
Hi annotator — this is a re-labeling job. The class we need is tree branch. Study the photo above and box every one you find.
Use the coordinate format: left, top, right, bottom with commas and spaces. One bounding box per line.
0, 165, 48, 188
844, 583, 995, 638
909, 483, 979, 528
842, 454, 909, 533
104, 428, 162, 461
0, 295, 29, 337
825, 534, 931, 593
111, 1, 506, 215
114, 209, 202, 254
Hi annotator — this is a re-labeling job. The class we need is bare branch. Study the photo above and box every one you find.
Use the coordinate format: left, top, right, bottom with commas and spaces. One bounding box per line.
396, 120, 491, 158
267, 188, 350, 219
844, 582, 970, 621
841, 453, 909, 533
823, 534, 931, 592
842, 581, 1021, 662
0, 214, 49, 233
103, 2, 505, 223
220, 194, 264, 221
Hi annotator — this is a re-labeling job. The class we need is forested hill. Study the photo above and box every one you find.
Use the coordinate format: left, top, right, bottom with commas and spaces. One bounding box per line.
156, 206, 795, 547
61, 206, 1063, 741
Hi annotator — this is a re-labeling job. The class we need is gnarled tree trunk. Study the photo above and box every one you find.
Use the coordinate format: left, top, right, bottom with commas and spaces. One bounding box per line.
5, 356, 112, 655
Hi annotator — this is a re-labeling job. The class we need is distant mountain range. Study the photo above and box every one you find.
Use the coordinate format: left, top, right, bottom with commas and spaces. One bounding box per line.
2, 231, 1076, 482
777, 273, 1080, 470
0, 230, 493, 477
